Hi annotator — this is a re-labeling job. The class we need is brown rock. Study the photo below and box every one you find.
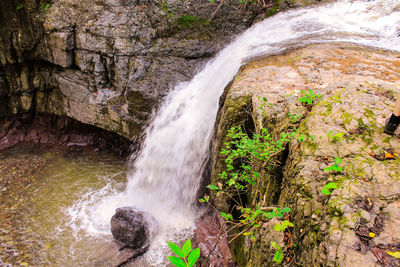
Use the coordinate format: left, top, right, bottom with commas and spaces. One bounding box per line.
194, 208, 234, 267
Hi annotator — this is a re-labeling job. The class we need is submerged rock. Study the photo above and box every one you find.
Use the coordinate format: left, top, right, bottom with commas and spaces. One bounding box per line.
111, 207, 158, 252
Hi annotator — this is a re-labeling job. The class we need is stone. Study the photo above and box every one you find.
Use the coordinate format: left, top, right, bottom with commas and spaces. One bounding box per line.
211, 43, 400, 266
0, 0, 328, 139
110, 207, 158, 251
194, 208, 234, 267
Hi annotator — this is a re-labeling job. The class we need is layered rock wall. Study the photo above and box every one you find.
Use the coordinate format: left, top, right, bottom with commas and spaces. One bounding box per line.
0, 0, 266, 139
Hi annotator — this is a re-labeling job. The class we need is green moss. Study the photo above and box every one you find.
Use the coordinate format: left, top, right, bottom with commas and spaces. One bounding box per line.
304, 141, 318, 154
341, 111, 354, 125
383, 136, 392, 144
231, 234, 248, 267
318, 100, 332, 117
364, 108, 374, 119
265, 4, 279, 18
330, 93, 343, 104
298, 183, 314, 199
177, 15, 209, 28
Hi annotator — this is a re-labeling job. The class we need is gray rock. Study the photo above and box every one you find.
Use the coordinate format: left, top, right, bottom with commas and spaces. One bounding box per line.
0, 0, 261, 138
111, 207, 158, 250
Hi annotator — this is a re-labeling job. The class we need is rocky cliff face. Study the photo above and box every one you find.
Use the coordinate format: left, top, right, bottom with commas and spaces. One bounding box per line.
211, 43, 400, 266
0, 0, 328, 141
0, 0, 267, 139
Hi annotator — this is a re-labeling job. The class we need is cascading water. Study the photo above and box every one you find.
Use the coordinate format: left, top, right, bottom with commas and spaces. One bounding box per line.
68, 0, 400, 265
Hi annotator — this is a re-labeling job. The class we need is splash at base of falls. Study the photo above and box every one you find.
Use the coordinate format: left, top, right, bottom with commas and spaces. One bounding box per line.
68, 189, 197, 266
68, 0, 400, 265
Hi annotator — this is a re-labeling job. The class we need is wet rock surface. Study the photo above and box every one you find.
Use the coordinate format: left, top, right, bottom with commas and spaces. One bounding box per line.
212, 43, 400, 266
194, 207, 234, 267
111, 207, 158, 264
0, 113, 134, 156
0, 0, 326, 139
0, 0, 257, 139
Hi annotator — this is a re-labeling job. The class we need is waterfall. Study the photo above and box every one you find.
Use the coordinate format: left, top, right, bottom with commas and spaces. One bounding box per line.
68, 0, 400, 265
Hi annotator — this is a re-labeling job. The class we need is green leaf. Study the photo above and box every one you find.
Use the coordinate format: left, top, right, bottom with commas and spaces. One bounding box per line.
188, 248, 200, 267
321, 182, 338, 195
168, 241, 184, 258
323, 166, 333, 172
271, 241, 283, 264
220, 212, 233, 221
273, 249, 283, 264
275, 220, 294, 232
275, 222, 283, 232
182, 239, 192, 258
281, 207, 291, 213
271, 241, 280, 250
334, 157, 343, 164
206, 184, 219, 190
167, 256, 187, 267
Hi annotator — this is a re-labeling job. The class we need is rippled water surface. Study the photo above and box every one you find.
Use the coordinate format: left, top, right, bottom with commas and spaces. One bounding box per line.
0, 144, 127, 266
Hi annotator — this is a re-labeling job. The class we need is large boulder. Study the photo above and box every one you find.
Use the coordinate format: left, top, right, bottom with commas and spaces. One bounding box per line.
111, 207, 158, 251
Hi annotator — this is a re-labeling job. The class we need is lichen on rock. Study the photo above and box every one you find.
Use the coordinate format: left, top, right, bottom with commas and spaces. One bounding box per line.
211, 43, 400, 266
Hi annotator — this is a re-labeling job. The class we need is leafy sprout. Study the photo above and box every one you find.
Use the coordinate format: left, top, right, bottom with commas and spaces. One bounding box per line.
323, 157, 343, 172
321, 182, 338, 195
167, 239, 200, 267
298, 89, 321, 105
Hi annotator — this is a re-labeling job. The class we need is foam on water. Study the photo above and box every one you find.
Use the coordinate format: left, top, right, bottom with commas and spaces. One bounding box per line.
67, 0, 400, 265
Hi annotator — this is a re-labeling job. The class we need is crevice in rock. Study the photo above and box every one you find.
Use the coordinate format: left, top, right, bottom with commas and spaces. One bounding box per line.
272, 143, 290, 205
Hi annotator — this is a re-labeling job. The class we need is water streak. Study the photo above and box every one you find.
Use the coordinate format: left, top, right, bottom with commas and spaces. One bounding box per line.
70, 0, 400, 265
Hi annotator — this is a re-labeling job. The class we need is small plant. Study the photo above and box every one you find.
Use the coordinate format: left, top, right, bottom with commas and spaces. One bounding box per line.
199, 195, 210, 203
298, 89, 321, 105
274, 220, 294, 232
321, 182, 338, 195
328, 131, 344, 143
167, 239, 200, 267
257, 96, 273, 117
220, 211, 233, 221
271, 241, 283, 264
41, 3, 51, 10
16, 3, 24, 10
265, 207, 291, 219
288, 113, 303, 123
323, 157, 343, 172
218, 126, 292, 190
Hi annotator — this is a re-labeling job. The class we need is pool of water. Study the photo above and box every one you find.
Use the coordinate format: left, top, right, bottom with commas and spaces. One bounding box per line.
0, 144, 132, 266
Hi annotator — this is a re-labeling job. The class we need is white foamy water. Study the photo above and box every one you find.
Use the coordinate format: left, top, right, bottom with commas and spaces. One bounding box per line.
68, 0, 400, 265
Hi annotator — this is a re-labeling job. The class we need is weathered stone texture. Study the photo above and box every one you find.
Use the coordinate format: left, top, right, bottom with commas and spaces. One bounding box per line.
0, 0, 265, 138
211, 43, 400, 266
